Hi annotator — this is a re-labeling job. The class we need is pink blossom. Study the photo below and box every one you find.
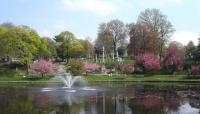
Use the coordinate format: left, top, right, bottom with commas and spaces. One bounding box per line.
28, 59, 57, 76
163, 47, 184, 70
84, 62, 100, 73
135, 52, 161, 72
189, 65, 200, 75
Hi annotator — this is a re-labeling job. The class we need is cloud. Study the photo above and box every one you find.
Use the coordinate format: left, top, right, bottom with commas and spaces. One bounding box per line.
171, 31, 199, 45
61, 0, 116, 15
139, 0, 183, 7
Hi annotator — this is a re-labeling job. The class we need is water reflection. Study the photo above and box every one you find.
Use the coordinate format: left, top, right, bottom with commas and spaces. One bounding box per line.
0, 83, 199, 114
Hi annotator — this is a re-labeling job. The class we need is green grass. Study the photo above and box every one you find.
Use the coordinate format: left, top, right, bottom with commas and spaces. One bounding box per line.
84, 74, 200, 82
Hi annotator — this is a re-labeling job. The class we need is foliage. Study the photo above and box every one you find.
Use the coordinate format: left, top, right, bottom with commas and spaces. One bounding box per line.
55, 31, 83, 62
80, 38, 94, 58
163, 47, 184, 73
189, 65, 200, 75
84, 62, 100, 73
28, 59, 57, 77
185, 41, 196, 61
68, 59, 85, 75
193, 38, 200, 63
120, 64, 134, 74
0, 25, 53, 65
0, 27, 35, 64
135, 52, 161, 72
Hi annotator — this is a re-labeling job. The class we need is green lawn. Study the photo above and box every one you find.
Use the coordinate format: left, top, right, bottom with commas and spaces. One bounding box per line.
84, 74, 200, 82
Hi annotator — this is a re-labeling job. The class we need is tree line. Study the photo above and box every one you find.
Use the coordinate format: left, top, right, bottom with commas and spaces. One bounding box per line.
0, 8, 200, 71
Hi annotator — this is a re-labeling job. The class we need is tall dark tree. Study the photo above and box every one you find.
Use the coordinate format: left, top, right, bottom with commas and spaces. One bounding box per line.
137, 8, 175, 61
194, 37, 200, 63
185, 41, 196, 60
128, 23, 160, 57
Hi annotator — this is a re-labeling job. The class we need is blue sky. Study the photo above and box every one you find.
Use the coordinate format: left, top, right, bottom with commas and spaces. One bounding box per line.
0, 0, 200, 45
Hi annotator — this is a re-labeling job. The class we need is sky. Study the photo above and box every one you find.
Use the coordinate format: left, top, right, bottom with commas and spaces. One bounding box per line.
0, 0, 200, 45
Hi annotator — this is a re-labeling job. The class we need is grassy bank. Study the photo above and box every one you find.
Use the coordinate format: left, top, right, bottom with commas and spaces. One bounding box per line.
0, 66, 200, 82
84, 74, 200, 82
0, 74, 200, 83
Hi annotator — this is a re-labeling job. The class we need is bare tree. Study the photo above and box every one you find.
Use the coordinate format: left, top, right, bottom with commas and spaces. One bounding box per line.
137, 8, 175, 60
95, 23, 113, 56
107, 19, 127, 58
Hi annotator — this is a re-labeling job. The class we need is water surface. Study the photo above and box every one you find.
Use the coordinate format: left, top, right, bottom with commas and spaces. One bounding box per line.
0, 82, 199, 114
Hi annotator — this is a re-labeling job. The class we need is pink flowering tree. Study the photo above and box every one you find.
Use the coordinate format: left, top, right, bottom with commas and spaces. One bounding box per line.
163, 47, 184, 74
135, 52, 161, 73
189, 65, 200, 76
28, 59, 57, 77
83, 62, 100, 73
120, 64, 134, 74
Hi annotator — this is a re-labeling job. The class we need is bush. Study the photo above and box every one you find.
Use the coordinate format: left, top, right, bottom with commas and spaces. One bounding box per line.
189, 65, 200, 77
120, 64, 134, 74
68, 59, 85, 76
135, 52, 161, 73
28, 59, 57, 77
84, 62, 100, 73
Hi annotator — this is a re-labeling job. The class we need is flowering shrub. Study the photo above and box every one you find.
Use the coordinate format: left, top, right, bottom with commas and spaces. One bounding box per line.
189, 65, 200, 75
84, 62, 100, 73
135, 52, 161, 72
120, 64, 134, 74
163, 47, 184, 73
28, 59, 57, 77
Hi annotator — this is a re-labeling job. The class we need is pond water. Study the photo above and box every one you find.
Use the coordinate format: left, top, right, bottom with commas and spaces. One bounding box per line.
0, 82, 199, 114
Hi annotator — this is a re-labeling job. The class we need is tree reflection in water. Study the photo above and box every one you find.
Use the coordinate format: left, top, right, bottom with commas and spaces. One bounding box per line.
0, 83, 199, 114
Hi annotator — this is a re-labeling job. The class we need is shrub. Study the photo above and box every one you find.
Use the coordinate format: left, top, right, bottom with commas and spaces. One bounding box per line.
189, 65, 200, 76
135, 52, 161, 72
68, 59, 85, 76
120, 64, 134, 74
163, 47, 184, 73
84, 62, 100, 73
28, 59, 57, 77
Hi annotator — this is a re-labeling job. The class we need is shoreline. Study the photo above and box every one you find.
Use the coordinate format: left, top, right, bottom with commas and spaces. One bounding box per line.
0, 80, 200, 83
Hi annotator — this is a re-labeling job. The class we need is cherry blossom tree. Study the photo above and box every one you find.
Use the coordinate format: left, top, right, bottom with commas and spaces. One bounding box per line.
135, 52, 161, 72
28, 59, 57, 77
163, 47, 184, 73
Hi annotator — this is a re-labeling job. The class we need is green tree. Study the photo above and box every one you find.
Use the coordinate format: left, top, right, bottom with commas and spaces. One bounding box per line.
43, 37, 57, 59
0, 27, 37, 64
80, 38, 94, 58
54, 31, 83, 62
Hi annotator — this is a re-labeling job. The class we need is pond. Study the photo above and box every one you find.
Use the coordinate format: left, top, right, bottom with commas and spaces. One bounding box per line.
0, 82, 199, 114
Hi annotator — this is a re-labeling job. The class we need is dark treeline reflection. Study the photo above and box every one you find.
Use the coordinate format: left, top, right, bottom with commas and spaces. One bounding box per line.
0, 83, 199, 114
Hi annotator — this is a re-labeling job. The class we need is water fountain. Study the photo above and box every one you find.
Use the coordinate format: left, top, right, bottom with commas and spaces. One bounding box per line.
55, 65, 84, 88
41, 65, 96, 92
